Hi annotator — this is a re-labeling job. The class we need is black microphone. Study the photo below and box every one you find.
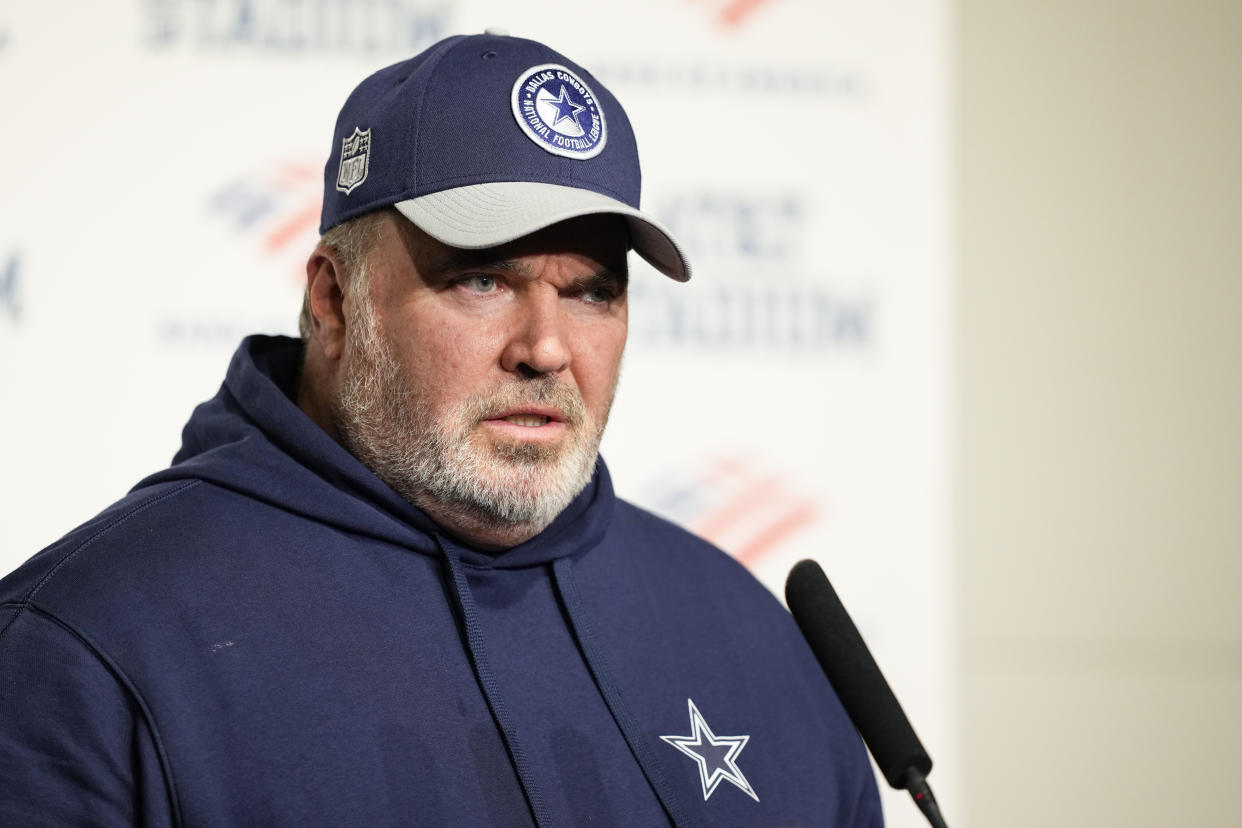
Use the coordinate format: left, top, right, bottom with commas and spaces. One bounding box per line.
785, 559, 949, 828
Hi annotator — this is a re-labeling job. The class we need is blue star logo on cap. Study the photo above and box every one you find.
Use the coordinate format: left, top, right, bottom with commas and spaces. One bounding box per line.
510, 63, 607, 160
546, 85, 587, 129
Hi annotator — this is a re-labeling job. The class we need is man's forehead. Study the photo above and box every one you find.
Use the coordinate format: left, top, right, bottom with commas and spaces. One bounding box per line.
400, 213, 631, 276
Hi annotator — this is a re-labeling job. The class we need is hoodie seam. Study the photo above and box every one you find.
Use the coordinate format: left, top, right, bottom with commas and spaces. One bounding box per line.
13, 604, 186, 828
0, 480, 201, 643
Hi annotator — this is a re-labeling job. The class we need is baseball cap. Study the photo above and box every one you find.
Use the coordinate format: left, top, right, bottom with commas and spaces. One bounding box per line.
320, 31, 690, 281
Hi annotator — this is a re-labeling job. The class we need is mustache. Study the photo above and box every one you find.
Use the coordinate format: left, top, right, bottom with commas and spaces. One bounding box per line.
466, 377, 587, 427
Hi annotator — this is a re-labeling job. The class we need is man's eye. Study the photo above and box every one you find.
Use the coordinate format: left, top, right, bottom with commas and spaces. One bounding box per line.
461, 275, 499, 293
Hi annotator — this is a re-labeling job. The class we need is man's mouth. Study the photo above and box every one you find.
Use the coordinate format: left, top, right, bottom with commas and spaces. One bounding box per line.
483, 404, 568, 432
502, 414, 551, 428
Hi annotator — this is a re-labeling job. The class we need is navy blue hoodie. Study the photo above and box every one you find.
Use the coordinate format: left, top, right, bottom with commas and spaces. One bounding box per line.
0, 336, 882, 826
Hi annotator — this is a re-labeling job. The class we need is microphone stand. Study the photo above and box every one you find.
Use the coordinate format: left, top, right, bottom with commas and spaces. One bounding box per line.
902, 766, 949, 828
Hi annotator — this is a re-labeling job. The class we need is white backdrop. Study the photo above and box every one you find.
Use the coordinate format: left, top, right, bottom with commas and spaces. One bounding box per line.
0, 1, 953, 823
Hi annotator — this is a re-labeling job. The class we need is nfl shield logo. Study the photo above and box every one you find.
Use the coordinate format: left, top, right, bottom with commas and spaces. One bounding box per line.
336, 127, 371, 195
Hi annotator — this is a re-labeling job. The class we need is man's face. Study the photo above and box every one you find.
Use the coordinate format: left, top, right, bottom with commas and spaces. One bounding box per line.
329, 212, 629, 546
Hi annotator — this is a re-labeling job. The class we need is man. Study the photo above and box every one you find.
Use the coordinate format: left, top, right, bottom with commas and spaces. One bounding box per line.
0, 32, 882, 826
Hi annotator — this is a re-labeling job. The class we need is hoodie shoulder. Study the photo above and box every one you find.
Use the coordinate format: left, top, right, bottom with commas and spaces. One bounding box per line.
611, 497, 716, 549
597, 496, 801, 631
609, 497, 764, 583
0, 480, 203, 615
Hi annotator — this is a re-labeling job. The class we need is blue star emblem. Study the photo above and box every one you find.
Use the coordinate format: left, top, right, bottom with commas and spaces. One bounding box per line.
545, 84, 586, 128
660, 699, 760, 802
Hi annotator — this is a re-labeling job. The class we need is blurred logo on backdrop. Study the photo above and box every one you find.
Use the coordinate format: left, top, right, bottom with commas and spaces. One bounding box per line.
683, 0, 777, 28
631, 192, 876, 352
594, 61, 866, 99
0, 252, 19, 325
154, 162, 320, 347
641, 456, 820, 568
208, 160, 322, 275
141, 0, 449, 54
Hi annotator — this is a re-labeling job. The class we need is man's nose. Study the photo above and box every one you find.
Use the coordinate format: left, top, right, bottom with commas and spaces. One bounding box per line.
500, 292, 571, 377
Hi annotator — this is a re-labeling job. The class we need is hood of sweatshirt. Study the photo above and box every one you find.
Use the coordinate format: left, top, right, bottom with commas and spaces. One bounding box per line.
138, 334, 615, 570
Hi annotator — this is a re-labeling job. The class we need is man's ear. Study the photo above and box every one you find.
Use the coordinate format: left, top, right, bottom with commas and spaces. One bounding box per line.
305, 248, 348, 362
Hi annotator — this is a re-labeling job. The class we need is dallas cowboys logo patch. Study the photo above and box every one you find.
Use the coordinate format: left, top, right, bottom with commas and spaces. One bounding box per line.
661, 698, 760, 802
336, 127, 371, 195
510, 63, 606, 160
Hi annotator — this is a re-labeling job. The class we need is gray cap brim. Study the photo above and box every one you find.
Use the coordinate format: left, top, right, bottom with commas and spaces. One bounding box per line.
394, 182, 690, 281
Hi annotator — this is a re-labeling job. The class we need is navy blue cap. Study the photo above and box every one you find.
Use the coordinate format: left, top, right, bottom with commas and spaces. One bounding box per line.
320, 32, 689, 281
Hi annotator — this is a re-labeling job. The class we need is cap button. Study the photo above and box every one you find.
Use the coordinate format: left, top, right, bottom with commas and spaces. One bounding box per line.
483, 27, 509, 37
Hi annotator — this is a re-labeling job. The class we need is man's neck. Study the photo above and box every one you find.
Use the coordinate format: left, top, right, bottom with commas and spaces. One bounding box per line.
296, 349, 344, 445
413, 495, 551, 552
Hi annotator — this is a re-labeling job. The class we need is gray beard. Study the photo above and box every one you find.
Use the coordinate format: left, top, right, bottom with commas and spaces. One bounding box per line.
330, 275, 609, 536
